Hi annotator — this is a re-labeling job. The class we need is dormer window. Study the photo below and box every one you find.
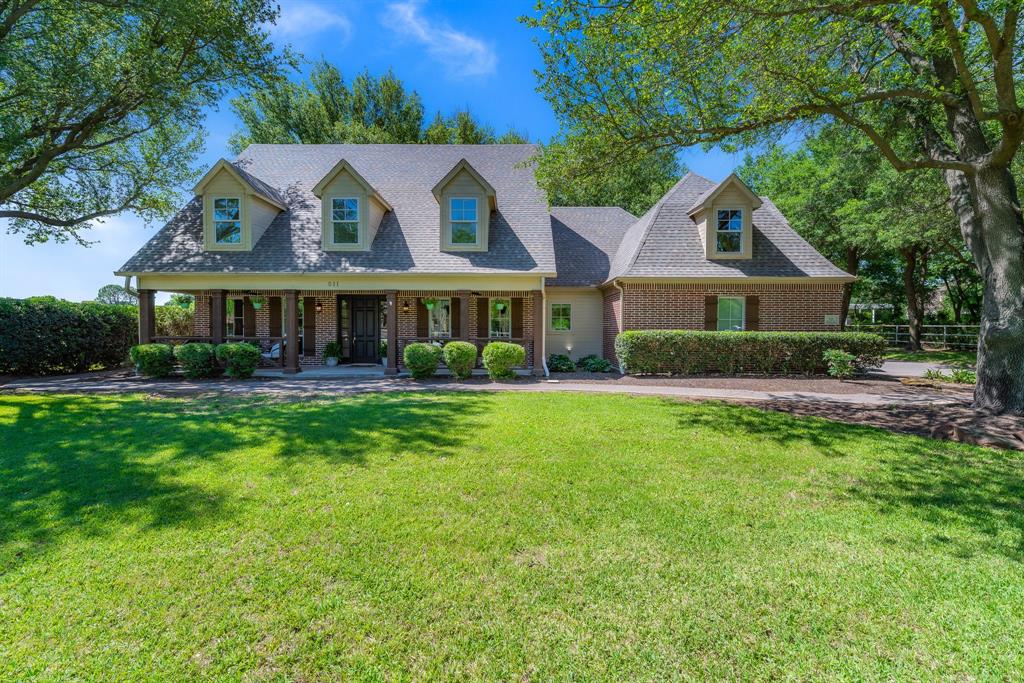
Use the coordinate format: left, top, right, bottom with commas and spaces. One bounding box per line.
450, 197, 478, 245
213, 197, 242, 244
716, 209, 743, 254
331, 197, 360, 245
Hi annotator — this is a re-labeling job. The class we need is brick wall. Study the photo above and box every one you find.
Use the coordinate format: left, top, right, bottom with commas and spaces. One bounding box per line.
620, 282, 845, 332
395, 291, 535, 368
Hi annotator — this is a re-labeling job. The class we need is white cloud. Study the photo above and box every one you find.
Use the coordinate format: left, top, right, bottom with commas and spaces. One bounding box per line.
270, 1, 353, 41
382, 1, 497, 78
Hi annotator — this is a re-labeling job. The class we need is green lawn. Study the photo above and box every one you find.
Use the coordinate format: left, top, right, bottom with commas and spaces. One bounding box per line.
1, 392, 1021, 680
883, 348, 977, 365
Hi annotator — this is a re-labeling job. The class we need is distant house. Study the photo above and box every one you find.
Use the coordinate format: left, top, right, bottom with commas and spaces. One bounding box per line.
117, 144, 853, 373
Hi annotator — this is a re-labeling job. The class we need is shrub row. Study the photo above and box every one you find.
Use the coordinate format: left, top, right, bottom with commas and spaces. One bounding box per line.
0, 297, 137, 375
130, 342, 260, 379
402, 340, 527, 380
615, 331, 886, 375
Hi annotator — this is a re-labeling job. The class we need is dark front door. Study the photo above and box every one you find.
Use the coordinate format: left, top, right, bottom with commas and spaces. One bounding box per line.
350, 296, 380, 363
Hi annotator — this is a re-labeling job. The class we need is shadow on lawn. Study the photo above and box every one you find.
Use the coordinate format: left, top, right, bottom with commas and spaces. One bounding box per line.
0, 392, 490, 568
671, 400, 1024, 562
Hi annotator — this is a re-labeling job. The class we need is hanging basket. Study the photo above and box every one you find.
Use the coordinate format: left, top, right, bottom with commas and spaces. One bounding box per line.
250, 296, 264, 310
494, 301, 507, 313
422, 297, 437, 311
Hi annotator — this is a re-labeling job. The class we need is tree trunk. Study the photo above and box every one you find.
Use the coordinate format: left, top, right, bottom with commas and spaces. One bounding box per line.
900, 247, 925, 351
839, 247, 859, 330
944, 165, 1024, 414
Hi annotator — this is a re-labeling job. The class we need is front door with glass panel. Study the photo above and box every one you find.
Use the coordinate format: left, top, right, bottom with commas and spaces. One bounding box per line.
350, 296, 380, 363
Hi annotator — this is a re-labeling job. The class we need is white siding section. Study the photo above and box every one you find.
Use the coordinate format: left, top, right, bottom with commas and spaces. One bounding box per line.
545, 288, 603, 360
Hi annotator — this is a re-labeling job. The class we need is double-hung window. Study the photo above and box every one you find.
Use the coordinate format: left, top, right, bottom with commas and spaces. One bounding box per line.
213, 197, 242, 244
717, 297, 745, 331
428, 298, 452, 338
716, 209, 743, 254
450, 197, 478, 245
331, 197, 360, 245
550, 303, 571, 331
489, 298, 511, 338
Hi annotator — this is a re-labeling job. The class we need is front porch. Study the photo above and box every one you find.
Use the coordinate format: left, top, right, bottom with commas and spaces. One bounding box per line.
137, 288, 545, 375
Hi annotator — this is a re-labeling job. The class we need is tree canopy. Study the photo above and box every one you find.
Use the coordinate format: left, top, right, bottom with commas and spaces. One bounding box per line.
95, 284, 137, 306
0, 0, 288, 245
231, 61, 529, 151
526, 0, 1024, 413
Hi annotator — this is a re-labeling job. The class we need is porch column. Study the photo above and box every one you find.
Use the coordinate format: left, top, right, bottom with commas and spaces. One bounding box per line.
458, 290, 470, 340
138, 289, 155, 344
532, 289, 545, 376
385, 290, 398, 375
284, 290, 300, 374
210, 289, 225, 344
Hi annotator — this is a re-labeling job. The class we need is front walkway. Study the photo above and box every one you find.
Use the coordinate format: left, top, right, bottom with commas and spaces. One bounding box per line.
0, 372, 956, 406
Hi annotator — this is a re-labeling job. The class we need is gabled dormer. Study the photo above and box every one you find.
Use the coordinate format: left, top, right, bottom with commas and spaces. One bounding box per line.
194, 159, 286, 252
688, 173, 762, 260
432, 159, 496, 252
313, 159, 392, 252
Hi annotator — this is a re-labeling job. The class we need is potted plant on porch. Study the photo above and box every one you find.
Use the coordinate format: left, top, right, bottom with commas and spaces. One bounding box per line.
324, 341, 342, 367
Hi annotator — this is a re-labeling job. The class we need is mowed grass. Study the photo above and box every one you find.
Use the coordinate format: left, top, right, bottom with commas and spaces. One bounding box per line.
883, 348, 977, 365
1, 392, 1022, 680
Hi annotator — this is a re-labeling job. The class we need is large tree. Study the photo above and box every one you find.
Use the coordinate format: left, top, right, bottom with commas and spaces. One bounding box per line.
527, 0, 1024, 414
95, 284, 137, 306
0, 0, 286, 245
232, 61, 528, 150
741, 124, 974, 346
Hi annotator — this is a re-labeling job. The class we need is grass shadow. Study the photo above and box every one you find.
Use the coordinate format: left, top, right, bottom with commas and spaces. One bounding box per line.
0, 392, 491, 570
668, 399, 1024, 562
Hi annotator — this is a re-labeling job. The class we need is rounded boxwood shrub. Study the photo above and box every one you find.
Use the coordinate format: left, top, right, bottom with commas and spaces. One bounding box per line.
443, 341, 477, 380
577, 354, 614, 373
482, 341, 526, 380
404, 342, 442, 379
614, 331, 885, 376
174, 343, 220, 379
129, 343, 175, 378
547, 353, 575, 373
215, 342, 261, 379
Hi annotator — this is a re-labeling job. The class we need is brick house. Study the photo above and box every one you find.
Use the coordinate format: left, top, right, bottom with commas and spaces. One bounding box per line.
117, 145, 853, 374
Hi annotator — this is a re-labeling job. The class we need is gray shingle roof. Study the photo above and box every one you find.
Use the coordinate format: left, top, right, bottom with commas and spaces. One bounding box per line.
227, 160, 287, 207
547, 206, 637, 287
607, 172, 853, 280
119, 144, 555, 275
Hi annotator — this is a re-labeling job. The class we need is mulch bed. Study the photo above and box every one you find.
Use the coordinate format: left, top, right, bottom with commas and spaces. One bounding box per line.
742, 396, 1024, 451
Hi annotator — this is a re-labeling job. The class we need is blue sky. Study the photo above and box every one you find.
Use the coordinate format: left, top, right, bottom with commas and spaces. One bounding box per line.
0, 0, 746, 302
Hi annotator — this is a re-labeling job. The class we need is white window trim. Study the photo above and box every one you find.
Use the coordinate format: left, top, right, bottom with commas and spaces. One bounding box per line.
449, 196, 479, 246
213, 196, 243, 245
550, 302, 572, 332
715, 208, 744, 255
489, 298, 512, 338
330, 196, 361, 246
429, 297, 452, 338
717, 296, 745, 331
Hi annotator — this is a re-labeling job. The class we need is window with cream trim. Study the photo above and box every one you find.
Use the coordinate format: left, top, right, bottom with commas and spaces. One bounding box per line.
550, 303, 571, 331
489, 298, 511, 338
450, 197, 478, 244
213, 197, 241, 244
428, 298, 451, 338
331, 197, 360, 244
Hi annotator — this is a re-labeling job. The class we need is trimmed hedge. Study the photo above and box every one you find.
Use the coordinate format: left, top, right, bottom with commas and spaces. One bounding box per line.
443, 341, 477, 380
0, 296, 136, 375
615, 331, 885, 376
577, 354, 614, 373
130, 343, 175, 378
215, 342, 260, 379
404, 342, 442, 379
174, 343, 220, 379
482, 342, 526, 380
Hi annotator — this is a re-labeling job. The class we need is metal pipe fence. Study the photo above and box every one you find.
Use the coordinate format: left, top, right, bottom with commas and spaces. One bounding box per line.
846, 324, 979, 349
